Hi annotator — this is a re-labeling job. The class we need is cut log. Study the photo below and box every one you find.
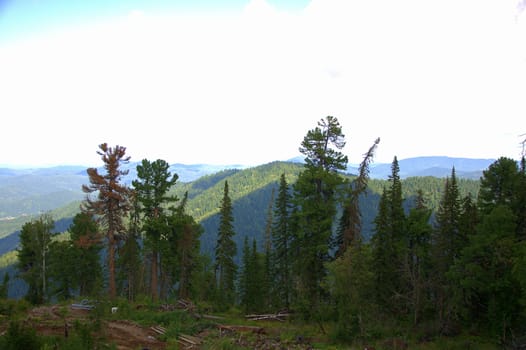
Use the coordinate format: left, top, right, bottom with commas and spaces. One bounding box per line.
150, 325, 167, 335
218, 324, 265, 335
245, 312, 290, 322
178, 334, 202, 345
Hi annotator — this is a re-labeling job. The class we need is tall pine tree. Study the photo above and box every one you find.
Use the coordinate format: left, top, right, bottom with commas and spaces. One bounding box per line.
292, 116, 348, 320
214, 180, 237, 307
132, 158, 178, 301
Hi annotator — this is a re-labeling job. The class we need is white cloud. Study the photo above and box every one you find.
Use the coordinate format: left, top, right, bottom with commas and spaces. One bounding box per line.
1, 0, 525, 167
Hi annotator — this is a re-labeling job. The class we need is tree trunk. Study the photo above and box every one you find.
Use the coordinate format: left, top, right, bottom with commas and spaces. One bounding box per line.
108, 237, 117, 299
151, 250, 158, 301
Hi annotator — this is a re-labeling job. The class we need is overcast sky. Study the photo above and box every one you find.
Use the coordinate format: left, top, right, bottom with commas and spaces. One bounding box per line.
1, 0, 525, 168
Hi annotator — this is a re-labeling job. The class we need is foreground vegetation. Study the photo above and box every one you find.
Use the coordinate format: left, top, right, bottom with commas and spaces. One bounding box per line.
0, 297, 502, 349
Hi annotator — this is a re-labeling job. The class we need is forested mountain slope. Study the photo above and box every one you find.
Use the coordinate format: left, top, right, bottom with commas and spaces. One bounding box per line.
0, 161, 481, 267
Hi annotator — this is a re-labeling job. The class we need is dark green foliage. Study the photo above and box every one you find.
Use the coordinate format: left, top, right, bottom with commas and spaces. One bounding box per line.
0, 272, 9, 299
48, 240, 77, 300
271, 173, 293, 310
133, 158, 178, 300
214, 181, 237, 307
239, 237, 265, 313
431, 168, 464, 330
0, 321, 40, 350
69, 212, 103, 297
451, 205, 521, 339
165, 196, 203, 299
16, 214, 54, 304
403, 190, 432, 325
336, 137, 380, 254
117, 197, 143, 301
325, 244, 375, 342
478, 157, 521, 216
292, 116, 348, 320
371, 157, 407, 313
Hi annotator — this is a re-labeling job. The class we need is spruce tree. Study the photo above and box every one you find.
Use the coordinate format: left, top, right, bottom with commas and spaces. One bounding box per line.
404, 190, 432, 325
272, 173, 292, 309
371, 157, 406, 314
431, 168, 464, 329
214, 180, 237, 306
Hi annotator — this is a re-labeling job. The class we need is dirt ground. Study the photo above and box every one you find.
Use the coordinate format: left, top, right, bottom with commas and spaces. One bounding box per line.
23, 305, 167, 350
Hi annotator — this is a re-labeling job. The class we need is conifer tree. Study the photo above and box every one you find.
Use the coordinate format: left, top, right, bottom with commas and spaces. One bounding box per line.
404, 190, 432, 325
132, 158, 178, 301
371, 156, 406, 313
168, 192, 203, 299
336, 137, 380, 255
214, 180, 237, 306
431, 168, 464, 328
82, 143, 132, 299
451, 205, 521, 340
17, 215, 54, 304
69, 212, 103, 297
118, 192, 143, 301
292, 116, 348, 320
272, 173, 293, 309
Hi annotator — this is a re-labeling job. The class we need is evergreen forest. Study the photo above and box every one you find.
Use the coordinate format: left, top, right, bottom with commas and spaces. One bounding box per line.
0, 116, 525, 349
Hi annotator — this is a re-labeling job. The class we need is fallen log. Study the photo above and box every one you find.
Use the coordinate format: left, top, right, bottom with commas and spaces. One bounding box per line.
218, 324, 265, 335
150, 325, 167, 335
178, 333, 202, 345
245, 312, 290, 322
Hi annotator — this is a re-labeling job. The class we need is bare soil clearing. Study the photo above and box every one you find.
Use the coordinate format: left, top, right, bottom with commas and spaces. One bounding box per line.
19, 305, 167, 350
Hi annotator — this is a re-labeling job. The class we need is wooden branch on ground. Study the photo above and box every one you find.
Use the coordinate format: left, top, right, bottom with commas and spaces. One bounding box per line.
218, 324, 265, 335
178, 333, 203, 348
245, 312, 290, 322
150, 325, 167, 335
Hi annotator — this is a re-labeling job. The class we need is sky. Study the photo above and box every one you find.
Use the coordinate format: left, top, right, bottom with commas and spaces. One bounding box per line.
1, 0, 525, 168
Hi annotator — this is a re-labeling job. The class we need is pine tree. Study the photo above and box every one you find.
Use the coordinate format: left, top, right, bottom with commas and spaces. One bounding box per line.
292, 116, 348, 320
214, 180, 237, 306
132, 158, 178, 301
82, 143, 132, 299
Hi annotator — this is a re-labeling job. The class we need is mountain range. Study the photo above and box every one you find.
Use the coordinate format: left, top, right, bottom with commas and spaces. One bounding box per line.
0, 157, 489, 297
0, 156, 492, 220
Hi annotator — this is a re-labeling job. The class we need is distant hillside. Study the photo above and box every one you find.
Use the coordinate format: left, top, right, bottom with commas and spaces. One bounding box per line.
0, 160, 484, 298
0, 163, 245, 219
290, 155, 495, 179
367, 156, 495, 179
